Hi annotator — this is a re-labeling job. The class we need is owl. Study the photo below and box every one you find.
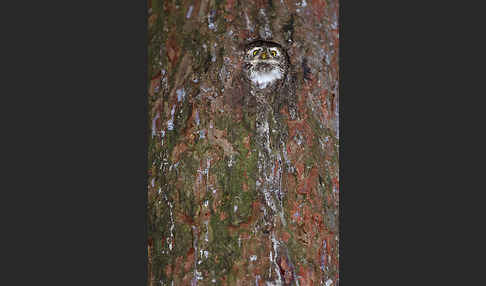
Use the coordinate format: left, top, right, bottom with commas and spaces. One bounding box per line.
243, 40, 290, 92
225, 40, 297, 120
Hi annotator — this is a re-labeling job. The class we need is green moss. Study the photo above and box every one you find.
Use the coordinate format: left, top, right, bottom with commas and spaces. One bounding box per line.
286, 235, 306, 265
179, 152, 198, 178
174, 223, 193, 255
206, 214, 241, 273
151, 0, 162, 14
210, 118, 258, 225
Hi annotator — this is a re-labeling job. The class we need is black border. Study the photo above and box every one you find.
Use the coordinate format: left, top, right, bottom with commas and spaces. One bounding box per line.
8, 1, 149, 285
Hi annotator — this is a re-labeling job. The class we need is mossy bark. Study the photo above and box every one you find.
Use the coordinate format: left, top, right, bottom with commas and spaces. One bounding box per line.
148, 0, 339, 285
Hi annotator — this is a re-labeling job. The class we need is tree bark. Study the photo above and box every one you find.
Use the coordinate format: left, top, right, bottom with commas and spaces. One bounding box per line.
147, 0, 339, 285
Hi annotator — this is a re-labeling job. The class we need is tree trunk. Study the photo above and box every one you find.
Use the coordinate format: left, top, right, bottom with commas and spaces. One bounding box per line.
147, 0, 339, 285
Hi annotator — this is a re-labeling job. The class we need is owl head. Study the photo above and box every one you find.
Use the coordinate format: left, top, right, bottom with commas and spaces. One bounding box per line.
244, 40, 289, 90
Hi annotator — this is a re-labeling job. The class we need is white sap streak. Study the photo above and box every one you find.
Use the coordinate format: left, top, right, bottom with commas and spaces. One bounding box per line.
163, 194, 175, 251
263, 189, 277, 213
256, 118, 271, 155
282, 143, 293, 172
271, 234, 283, 284
244, 12, 253, 32
211, 43, 217, 62
167, 105, 176, 130
152, 112, 160, 137
206, 157, 211, 194
331, 19, 338, 30
208, 10, 216, 30
321, 240, 327, 271
186, 5, 193, 19
258, 9, 272, 39
227, 154, 235, 167
277, 187, 286, 225
192, 226, 203, 285
176, 87, 185, 102
206, 157, 210, 179
195, 110, 200, 126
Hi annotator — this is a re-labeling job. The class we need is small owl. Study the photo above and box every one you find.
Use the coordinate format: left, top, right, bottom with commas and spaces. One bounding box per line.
243, 40, 290, 91
225, 40, 296, 119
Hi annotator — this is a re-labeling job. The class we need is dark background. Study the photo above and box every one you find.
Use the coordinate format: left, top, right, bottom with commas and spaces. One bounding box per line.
2, 0, 481, 285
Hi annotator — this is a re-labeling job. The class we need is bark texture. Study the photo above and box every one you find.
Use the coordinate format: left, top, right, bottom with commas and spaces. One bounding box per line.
147, 1, 339, 285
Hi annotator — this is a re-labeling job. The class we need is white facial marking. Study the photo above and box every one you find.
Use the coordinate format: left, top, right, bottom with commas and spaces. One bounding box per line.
250, 68, 283, 89
249, 47, 261, 56
269, 48, 279, 56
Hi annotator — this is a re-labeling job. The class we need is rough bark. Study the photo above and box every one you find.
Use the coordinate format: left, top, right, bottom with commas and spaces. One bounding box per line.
147, 0, 339, 285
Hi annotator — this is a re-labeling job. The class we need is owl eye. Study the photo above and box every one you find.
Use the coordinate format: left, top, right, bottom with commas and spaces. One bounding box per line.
253, 50, 259, 56
271, 50, 277, 57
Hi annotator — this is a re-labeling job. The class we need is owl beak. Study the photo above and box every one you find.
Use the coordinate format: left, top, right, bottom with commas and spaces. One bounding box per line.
260, 52, 267, 60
